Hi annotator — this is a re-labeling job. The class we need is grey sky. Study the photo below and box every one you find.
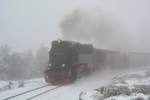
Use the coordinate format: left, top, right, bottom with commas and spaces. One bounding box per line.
0, 0, 150, 52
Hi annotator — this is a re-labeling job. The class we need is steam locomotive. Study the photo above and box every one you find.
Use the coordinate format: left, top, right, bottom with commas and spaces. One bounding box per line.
44, 39, 150, 84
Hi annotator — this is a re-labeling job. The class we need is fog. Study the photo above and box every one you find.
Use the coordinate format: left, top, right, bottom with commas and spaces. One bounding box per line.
0, 0, 150, 52
0, 1, 150, 97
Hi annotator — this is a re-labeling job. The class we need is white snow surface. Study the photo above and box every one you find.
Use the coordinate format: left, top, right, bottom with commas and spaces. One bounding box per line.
0, 68, 118, 100
80, 66, 150, 100
1, 67, 150, 100
0, 78, 47, 100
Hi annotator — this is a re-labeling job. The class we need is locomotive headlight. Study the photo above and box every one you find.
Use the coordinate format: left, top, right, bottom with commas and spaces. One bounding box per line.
48, 64, 52, 70
62, 64, 65, 67
48, 64, 52, 67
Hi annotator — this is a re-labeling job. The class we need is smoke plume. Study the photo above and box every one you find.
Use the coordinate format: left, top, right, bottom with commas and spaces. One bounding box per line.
59, 8, 145, 52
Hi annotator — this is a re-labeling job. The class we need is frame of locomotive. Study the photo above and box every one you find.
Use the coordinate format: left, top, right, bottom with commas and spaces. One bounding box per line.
45, 39, 150, 84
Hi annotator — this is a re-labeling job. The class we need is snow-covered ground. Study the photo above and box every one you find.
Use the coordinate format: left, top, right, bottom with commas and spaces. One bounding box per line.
0, 68, 118, 100
1, 67, 150, 100
0, 78, 47, 100
80, 67, 150, 100
33, 68, 116, 100
0, 78, 46, 93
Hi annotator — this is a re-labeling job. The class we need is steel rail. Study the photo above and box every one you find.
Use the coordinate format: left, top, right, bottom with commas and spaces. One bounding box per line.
26, 86, 61, 100
3, 84, 49, 100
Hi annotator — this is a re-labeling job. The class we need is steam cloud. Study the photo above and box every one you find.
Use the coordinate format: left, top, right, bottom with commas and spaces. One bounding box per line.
59, 8, 145, 52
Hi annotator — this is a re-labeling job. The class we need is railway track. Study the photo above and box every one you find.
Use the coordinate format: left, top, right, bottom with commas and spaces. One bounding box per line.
3, 84, 61, 100
26, 86, 61, 100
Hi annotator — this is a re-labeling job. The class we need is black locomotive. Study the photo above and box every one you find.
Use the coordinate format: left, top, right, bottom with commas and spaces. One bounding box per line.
44, 39, 150, 84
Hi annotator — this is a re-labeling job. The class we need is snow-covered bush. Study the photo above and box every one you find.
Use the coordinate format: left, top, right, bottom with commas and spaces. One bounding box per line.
97, 85, 131, 98
132, 85, 150, 95
80, 69, 150, 100
132, 97, 144, 100
79, 91, 104, 100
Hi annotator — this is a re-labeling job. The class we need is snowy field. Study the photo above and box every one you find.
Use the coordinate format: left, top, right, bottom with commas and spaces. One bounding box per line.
0, 79, 46, 93
0, 67, 150, 100
0, 78, 48, 100
80, 67, 150, 100
0, 68, 117, 100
